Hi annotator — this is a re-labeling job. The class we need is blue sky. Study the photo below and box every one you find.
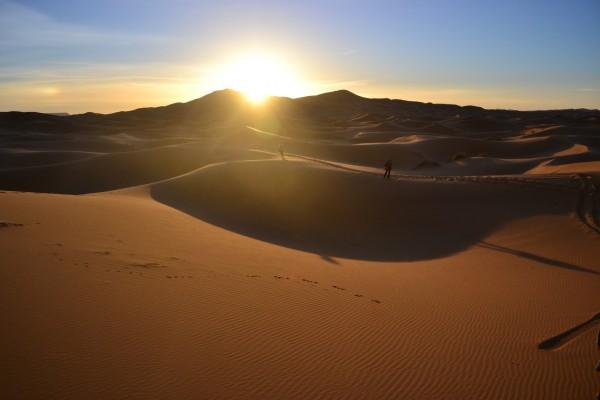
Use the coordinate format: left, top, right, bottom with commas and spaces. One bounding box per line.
1, 0, 599, 112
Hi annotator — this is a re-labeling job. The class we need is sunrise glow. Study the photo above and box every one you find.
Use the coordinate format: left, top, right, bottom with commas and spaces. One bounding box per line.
208, 52, 306, 104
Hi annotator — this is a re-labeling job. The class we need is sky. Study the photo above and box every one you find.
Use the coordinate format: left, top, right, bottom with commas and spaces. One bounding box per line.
0, 0, 599, 113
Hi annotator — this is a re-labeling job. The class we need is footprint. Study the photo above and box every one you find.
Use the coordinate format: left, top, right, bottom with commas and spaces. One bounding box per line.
354, 294, 363, 298
302, 279, 318, 284
130, 262, 166, 269
247, 274, 260, 278
332, 285, 346, 291
274, 275, 290, 280
0, 222, 24, 228
94, 250, 111, 256
371, 299, 382, 304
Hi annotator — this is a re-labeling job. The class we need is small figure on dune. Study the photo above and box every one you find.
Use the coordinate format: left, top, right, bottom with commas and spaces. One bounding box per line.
383, 159, 392, 179
588, 176, 597, 192
278, 143, 285, 160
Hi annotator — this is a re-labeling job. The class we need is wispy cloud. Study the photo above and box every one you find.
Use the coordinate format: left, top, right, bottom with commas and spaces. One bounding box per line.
0, 1, 167, 48
0, 61, 210, 113
0, 62, 204, 84
0, 75, 197, 113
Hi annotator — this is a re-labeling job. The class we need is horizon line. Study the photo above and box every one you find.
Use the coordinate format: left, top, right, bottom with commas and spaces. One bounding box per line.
3, 88, 600, 115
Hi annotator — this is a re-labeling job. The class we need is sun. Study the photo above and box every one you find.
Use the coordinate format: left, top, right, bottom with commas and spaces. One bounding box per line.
210, 52, 306, 104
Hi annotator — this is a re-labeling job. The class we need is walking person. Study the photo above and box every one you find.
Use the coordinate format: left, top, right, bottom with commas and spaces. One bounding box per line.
383, 159, 392, 179
278, 143, 285, 160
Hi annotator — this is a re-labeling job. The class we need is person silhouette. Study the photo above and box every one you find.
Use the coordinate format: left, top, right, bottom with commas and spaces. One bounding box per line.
278, 143, 285, 160
383, 159, 392, 179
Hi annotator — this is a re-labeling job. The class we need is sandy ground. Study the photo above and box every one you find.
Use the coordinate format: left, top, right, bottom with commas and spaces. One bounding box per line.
1, 97, 600, 398
1, 156, 599, 399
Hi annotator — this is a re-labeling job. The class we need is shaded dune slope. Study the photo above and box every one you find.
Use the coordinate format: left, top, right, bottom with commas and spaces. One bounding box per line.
0, 126, 595, 196
150, 160, 573, 261
0, 142, 269, 194
431, 157, 545, 176
0, 150, 102, 170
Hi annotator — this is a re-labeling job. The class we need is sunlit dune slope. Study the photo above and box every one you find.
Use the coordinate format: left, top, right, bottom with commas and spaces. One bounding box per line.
1, 181, 599, 399
243, 127, 579, 174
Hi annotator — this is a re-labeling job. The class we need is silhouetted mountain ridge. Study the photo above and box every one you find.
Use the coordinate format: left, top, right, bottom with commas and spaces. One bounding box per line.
1, 89, 599, 135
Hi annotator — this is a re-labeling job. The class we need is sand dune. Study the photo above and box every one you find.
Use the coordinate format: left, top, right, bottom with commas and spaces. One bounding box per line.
352, 130, 410, 143
436, 156, 546, 175
1, 89, 599, 399
245, 126, 580, 176
441, 115, 517, 133
0, 142, 269, 194
349, 112, 395, 123
529, 159, 600, 174
149, 159, 576, 261
1, 163, 599, 399
0, 149, 103, 170
403, 135, 571, 163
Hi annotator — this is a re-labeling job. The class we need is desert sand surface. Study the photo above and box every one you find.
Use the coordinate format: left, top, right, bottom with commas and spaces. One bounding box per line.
1, 90, 600, 399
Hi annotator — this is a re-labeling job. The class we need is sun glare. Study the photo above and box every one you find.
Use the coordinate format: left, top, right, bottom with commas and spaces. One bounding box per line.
210, 52, 306, 104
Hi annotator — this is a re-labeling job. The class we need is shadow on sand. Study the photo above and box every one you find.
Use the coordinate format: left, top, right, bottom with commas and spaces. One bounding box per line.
538, 311, 600, 349
478, 241, 598, 275
151, 160, 578, 262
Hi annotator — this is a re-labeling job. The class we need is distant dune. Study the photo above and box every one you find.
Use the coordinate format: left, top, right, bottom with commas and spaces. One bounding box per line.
2, 88, 599, 176
1, 89, 599, 399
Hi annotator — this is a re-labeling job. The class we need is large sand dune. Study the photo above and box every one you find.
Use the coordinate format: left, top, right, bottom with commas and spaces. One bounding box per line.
1, 89, 599, 399
150, 159, 574, 261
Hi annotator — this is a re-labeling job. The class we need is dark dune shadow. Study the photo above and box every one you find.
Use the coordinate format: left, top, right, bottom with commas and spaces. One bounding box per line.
538, 312, 600, 350
0, 144, 269, 194
150, 160, 574, 262
320, 255, 339, 265
478, 241, 599, 275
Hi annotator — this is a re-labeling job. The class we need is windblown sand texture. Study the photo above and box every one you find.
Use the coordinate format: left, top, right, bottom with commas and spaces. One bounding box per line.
1, 90, 599, 399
